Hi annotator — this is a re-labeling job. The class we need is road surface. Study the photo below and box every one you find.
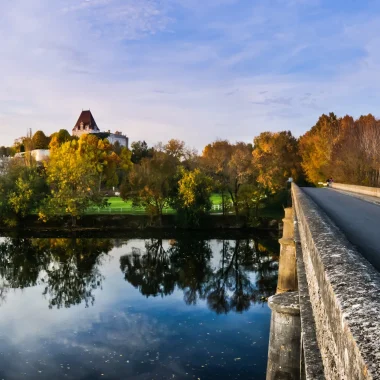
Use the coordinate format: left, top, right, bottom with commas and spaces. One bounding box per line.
302, 187, 380, 272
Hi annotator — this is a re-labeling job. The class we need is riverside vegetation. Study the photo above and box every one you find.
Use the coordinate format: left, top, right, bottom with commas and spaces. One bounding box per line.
0, 130, 299, 229
2, 111, 378, 229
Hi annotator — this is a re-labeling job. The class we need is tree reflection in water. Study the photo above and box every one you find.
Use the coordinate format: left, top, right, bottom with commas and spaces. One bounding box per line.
0, 237, 113, 309
120, 238, 278, 314
0, 236, 278, 313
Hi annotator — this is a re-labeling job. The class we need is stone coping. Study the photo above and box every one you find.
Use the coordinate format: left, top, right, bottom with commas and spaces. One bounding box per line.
268, 292, 300, 315
331, 182, 380, 198
294, 222, 325, 380
293, 184, 380, 379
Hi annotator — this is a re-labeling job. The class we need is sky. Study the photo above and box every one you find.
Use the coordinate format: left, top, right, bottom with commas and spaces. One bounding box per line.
1, 0, 380, 151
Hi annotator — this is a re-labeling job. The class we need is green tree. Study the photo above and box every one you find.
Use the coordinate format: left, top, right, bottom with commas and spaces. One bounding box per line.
0, 146, 14, 157
32, 130, 50, 149
49, 129, 71, 148
130, 140, 153, 164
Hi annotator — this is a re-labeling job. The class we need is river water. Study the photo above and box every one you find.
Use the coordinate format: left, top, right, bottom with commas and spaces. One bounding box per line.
0, 234, 278, 380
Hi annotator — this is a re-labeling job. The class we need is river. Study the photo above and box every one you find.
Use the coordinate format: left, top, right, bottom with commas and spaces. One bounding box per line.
0, 234, 278, 380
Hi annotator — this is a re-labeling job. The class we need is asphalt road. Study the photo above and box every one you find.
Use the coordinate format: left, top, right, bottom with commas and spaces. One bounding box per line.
302, 187, 380, 272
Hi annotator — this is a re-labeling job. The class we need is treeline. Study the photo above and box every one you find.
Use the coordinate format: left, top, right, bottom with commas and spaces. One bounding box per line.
2, 111, 377, 228
299, 113, 380, 187
0, 129, 72, 156
0, 130, 300, 228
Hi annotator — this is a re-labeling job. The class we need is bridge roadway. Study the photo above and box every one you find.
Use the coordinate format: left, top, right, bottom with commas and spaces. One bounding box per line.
302, 187, 380, 273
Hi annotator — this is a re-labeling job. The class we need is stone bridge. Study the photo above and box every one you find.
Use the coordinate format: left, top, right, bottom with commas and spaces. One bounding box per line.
266, 183, 380, 380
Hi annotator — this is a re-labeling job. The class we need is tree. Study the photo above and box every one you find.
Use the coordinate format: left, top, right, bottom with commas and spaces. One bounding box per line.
116, 146, 133, 186
0, 160, 48, 227
130, 140, 153, 164
49, 129, 71, 148
0, 146, 14, 157
78, 134, 117, 190
32, 130, 50, 149
121, 151, 177, 224
238, 183, 267, 219
202, 141, 253, 217
253, 131, 302, 192
41, 138, 108, 226
299, 113, 340, 184
173, 168, 213, 226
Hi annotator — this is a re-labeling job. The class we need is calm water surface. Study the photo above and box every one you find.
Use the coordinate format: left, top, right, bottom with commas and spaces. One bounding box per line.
0, 235, 278, 380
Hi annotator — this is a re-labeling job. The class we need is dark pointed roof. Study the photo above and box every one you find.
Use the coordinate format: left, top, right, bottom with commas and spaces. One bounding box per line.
73, 110, 99, 131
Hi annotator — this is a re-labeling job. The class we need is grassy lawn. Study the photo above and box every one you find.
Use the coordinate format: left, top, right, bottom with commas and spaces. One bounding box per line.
86, 194, 231, 215
86, 193, 283, 219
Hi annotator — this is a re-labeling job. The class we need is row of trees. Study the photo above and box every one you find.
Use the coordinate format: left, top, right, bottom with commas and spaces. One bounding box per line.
122, 134, 300, 226
299, 113, 380, 186
2, 129, 72, 155
1, 129, 301, 227
0, 237, 278, 313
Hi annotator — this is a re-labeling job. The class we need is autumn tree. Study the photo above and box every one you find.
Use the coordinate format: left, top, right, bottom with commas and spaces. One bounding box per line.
253, 131, 302, 192
49, 129, 71, 148
32, 130, 50, 149
41, 138, 108, 226
299, 113, 340, 184
328, 115, 360, 184
0, 160, 48, 226
121, 151, 177, 224
202, 141, 253, 217
237, 183, 267, 219
173, 168, 213, 226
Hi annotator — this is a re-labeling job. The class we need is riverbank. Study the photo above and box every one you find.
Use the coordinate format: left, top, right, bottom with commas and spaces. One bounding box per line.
0, 213, 280, 235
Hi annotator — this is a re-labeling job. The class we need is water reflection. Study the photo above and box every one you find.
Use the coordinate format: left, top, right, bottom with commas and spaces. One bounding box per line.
0, 235, 278, 379
0, 238, 112, 309
0, 236, 278, 313
120, 238, 278, 314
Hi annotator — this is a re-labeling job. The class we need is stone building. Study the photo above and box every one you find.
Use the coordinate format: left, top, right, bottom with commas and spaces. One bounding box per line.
72, 110, 128, 148
72, 110, 100, 137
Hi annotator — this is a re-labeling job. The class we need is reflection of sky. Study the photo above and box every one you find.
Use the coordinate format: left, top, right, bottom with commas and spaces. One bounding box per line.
0, 239, 272, 380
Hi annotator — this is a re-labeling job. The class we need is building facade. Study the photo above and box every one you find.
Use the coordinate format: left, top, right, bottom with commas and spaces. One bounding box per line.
72, 110, 128, 148
72, 110, 100, 137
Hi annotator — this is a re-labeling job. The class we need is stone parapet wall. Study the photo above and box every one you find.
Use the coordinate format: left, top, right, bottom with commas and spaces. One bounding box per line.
331, 182, 380, 198
292, 184, 380, 379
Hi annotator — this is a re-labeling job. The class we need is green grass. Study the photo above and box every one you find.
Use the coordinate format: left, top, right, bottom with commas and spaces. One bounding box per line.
86, 193, 283, 219
86, 194, 231, 215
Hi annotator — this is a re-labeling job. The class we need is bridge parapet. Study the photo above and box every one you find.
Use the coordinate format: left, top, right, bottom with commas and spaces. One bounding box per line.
331, 182, 380, 198
293, 183, 380, 379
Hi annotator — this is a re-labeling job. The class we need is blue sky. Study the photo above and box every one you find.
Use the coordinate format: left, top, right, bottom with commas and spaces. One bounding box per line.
1, 0, 380, 150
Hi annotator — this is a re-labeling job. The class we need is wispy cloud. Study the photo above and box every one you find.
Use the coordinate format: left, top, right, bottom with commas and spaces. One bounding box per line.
1, 0, 380, 148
